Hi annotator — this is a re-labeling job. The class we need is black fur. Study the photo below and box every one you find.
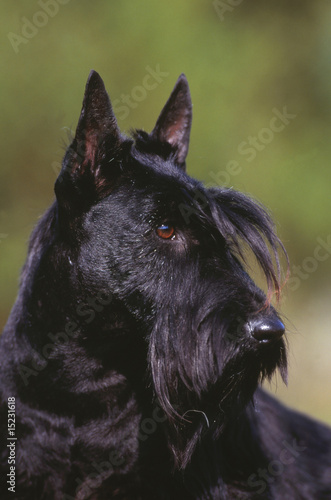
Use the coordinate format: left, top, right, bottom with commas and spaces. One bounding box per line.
0, 72, 330, 499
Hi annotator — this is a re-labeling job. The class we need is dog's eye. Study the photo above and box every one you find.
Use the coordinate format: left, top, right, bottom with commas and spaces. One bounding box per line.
156, 224, 175, 240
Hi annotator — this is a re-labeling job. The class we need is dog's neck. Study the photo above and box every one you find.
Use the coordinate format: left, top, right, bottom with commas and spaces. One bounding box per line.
180, 395, 271, 498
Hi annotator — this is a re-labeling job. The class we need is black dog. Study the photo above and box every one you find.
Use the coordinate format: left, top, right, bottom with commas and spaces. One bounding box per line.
0, 72, 330, 499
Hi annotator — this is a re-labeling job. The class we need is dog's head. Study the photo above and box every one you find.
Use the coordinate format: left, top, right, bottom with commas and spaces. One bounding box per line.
55, 72, 288, 468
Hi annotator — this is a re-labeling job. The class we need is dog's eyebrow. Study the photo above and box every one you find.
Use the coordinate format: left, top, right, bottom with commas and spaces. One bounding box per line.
207, 187, 288, 304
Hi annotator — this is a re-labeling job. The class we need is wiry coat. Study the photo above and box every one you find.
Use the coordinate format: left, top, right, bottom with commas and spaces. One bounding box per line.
0, 72, 330, 499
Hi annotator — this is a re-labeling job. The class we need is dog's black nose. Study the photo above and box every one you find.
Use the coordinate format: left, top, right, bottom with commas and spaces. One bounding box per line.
249, 318, 285, 343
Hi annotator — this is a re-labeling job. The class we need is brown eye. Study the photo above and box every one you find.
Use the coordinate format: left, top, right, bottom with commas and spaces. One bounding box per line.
156, 224, 175, 240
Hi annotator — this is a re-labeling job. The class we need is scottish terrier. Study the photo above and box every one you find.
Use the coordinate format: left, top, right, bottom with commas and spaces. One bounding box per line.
0, 71, 330, 499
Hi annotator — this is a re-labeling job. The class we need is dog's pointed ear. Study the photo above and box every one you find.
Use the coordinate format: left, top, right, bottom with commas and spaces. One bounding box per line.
55, 71, 122, 207
74, 70, 121, 156
151, 74, 192, 169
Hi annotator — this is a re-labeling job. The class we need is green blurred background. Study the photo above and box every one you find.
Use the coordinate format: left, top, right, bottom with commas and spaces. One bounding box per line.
0, 1, 330, 424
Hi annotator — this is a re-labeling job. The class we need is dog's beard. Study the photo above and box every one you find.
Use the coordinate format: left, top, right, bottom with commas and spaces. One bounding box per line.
149, 307, 287, 469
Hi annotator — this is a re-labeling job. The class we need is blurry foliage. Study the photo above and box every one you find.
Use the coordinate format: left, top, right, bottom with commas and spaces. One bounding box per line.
0, 1, 330, 422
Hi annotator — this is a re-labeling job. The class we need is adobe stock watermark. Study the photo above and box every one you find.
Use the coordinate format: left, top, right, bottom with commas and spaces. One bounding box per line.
7, 0, 71, 54
213, 0, 245, 22
112, 65, 169, 121
50, 65, 169, 177
287, 235, 331, 292
177, 106, 296, 224
247, 438, 306, 494
62, 449, 125, 500
207, 106, 297, 189
18, 289, 114, 386
63, 403, 168, 500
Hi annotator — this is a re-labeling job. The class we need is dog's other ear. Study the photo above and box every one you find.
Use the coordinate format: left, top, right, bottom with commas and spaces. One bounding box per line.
55, 71, 122, 209
151, 74, 192, 169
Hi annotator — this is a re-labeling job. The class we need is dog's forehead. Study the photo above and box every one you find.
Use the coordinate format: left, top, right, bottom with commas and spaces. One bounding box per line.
129, 148, 201, 195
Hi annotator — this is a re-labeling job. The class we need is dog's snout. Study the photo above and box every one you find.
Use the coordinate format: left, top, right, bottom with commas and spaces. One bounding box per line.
248, 317, 285, 343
